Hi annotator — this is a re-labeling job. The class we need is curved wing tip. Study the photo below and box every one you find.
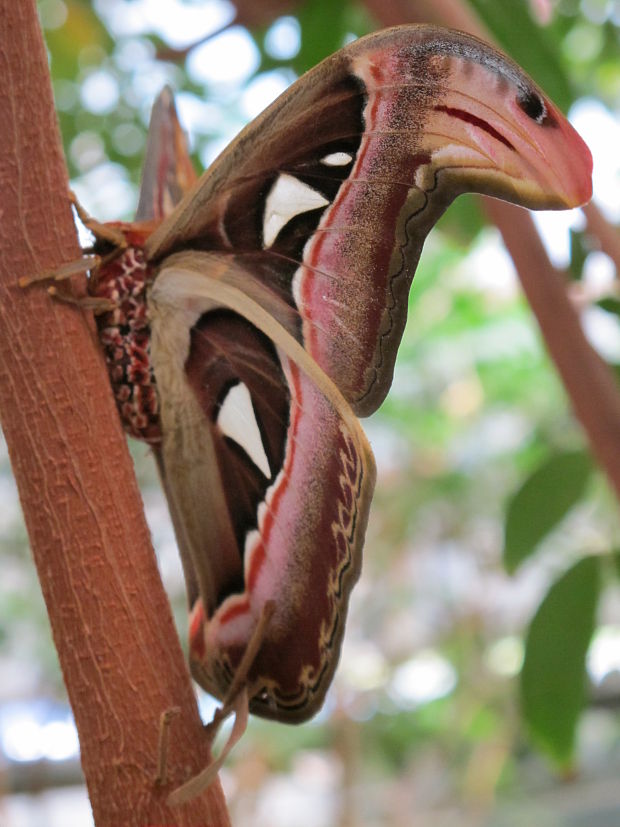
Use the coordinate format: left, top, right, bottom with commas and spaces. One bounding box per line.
563, 129, 594, 208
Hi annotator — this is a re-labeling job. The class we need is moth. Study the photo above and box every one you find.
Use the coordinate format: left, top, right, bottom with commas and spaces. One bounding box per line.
43, 25, 593, 725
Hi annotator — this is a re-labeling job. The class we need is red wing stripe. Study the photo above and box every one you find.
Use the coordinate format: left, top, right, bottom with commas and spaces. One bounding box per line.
434, 105, 515, 151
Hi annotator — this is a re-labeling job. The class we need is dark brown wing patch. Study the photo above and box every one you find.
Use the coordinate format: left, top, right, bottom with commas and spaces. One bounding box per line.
185, 310, 290, 583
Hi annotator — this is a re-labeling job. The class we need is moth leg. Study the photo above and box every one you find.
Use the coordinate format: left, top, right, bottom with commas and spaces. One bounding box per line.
167, 688, 250, 807
18, 255, 101, 288
154, 706, 181, 787
216, 600, 276, 724
69, 190, 128, 249
19, 252, 119, 315
201, 600, 276, 744
167, 602, 276, 807
47, 284, 117, 315
21, 192, 126, 291
19, 255, 116, 313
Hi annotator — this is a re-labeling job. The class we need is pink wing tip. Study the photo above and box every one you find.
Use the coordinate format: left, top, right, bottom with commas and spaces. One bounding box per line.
550, 100, 594, 207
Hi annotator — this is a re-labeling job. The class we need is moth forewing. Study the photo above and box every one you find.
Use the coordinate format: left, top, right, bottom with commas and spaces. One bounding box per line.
143, 27, 591, 429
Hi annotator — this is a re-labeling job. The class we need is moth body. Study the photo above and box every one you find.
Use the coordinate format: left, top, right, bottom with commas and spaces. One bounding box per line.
94, 238, 160, 443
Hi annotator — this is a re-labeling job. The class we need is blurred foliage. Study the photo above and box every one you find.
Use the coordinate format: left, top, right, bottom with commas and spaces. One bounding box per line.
2, 0, 620, 823
503, 450, 593, 574
521, 556, 600, 767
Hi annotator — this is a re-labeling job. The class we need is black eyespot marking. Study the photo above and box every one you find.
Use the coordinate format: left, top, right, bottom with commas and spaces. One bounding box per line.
518, 90, 546, 124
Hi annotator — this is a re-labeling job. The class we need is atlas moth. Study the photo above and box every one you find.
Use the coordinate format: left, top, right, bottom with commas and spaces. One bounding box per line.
28, 23, 592, 801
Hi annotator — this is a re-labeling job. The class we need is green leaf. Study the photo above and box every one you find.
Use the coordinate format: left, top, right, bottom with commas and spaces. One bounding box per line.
436, 194, 486, 246
521, 556, 600, 767
612, 550, 620, 580
503, 450, 592, 573
597, 297, 620, 317
294, 0, 354, 72
568, 229, 590, 280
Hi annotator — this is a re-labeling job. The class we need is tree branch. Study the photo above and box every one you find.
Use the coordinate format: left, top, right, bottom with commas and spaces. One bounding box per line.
583, 202, 620, 277
484, 200, 620, 501
0, 2, 230, 823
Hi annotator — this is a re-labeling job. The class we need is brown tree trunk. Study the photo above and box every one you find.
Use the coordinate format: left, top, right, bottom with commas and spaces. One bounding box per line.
0, 2, 230, 824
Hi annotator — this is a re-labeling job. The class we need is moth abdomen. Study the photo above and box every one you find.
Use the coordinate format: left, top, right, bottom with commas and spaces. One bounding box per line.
94, 242, 161, 443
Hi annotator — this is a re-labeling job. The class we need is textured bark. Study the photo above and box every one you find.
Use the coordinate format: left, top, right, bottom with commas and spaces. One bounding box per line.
0, 2, 230, 824
362, 0, 620, 504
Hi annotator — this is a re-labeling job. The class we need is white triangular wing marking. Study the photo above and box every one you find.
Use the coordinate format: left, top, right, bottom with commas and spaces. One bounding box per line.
263, 173, 329, 248
217, 382, 271, 478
